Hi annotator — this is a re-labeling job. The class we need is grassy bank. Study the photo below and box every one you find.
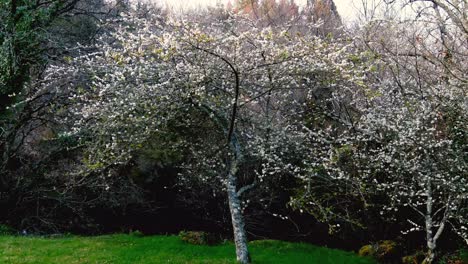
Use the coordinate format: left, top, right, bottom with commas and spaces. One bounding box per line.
0, 234, 375, 263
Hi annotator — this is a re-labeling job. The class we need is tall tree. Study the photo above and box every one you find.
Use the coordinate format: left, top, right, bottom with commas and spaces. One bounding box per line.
40, 9, 366, 262
0, 0, 82, 189
346, 0, 467, 262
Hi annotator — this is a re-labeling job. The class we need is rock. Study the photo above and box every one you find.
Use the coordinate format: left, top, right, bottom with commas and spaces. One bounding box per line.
178, 231, 222, 245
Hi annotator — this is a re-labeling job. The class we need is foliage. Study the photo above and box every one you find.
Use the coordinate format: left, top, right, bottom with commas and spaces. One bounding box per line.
0, 224, 16, 235
436, 249, 468, 264
402, 251, 425, 264
0, 0, 52, 111
358, 240, 401, 262
359, 244, 376, 257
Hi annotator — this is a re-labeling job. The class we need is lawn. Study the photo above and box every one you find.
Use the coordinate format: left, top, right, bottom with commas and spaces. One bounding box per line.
0, 234, 376, 264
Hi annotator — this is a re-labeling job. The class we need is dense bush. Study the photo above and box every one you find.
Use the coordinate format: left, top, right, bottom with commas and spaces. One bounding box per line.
0, 224, 16, 236
358, 240, 402, 263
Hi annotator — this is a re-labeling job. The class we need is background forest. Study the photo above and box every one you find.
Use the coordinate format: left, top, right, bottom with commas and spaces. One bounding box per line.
0, 0, 466, 263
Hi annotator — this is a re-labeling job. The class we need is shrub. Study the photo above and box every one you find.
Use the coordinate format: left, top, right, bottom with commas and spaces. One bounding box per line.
402, 251, 425, 264
378, 240, 400, 259
437, 249, 468, 264
178, 231, 221, 245
0, 224, 16, 235
358, 240, 401, 262
358, 244, 376, 257
129, 230, 144, 237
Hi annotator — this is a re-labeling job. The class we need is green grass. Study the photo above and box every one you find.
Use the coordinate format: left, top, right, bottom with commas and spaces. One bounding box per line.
0, 234, 376, 264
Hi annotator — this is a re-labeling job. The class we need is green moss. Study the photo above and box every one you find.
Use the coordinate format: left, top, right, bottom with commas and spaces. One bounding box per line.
359, 244, 376, 257
359, 240, 401, 262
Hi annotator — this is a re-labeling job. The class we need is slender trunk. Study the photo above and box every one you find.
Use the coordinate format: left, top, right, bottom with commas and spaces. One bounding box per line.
226, 157, 251, 264
424, 177, 436, 264
196, 44, 249, 263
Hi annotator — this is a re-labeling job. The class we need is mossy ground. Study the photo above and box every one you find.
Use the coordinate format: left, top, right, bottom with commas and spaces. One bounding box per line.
0, 234, 376, 263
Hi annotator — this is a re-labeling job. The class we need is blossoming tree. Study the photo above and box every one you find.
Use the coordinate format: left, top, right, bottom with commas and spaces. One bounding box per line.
38, 8, 369, 262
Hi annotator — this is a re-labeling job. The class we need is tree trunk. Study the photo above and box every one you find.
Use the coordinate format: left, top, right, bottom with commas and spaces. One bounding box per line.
226, 157, 251, 264
423, 176, 436, 264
